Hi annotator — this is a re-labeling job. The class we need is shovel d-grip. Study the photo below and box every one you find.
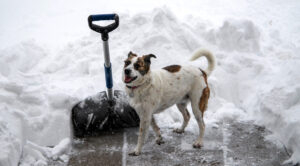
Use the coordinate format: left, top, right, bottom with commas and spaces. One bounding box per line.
88, 14, 119, 102
88, 14, 119, 41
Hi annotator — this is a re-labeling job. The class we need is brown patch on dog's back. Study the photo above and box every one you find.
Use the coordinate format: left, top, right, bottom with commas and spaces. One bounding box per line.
163, 65, 181, 73
199, 69, 210, 116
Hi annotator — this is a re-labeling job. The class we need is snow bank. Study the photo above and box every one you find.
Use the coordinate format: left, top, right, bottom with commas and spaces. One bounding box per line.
204, 19, 261, 52
0, 109, 24, 166
0, 41, 74, 165
254, 61, 300, 165
1, 1, 300, 165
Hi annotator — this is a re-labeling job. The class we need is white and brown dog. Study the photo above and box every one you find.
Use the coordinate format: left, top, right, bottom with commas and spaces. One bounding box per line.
122, 49, 215, 156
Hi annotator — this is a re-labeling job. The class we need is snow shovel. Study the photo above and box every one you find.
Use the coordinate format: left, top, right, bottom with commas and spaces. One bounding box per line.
71, 14, 139, 138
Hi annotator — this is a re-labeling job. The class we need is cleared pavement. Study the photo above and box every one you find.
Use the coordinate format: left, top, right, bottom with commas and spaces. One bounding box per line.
58, 118, 294, 166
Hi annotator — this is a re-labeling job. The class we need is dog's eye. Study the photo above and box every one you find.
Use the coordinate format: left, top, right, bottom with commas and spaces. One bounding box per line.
124, 61, 131, 66
134, 63, 140, 69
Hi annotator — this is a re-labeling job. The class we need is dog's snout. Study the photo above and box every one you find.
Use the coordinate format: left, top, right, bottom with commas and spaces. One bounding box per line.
124, 69, 131, 75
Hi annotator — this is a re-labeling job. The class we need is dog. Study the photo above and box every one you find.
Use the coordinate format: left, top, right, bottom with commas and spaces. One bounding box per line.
122, 49, 215, 156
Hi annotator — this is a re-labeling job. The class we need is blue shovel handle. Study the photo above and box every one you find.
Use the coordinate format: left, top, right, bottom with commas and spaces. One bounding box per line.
90, 14, 116, 21
88, 13, 119, 41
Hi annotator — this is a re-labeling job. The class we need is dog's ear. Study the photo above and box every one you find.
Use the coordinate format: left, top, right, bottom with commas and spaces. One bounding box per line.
143, 54, 156, 64
128, 51, 137, 58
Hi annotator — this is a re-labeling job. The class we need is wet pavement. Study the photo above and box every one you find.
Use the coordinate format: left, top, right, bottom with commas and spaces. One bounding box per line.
51, 119, 294, 166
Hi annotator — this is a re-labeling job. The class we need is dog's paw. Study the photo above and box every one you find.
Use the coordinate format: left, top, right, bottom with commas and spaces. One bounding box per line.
155, 137, 165, 145
173, 128, 184, 134
193, 141, 203, 149
128, 151, 140, 156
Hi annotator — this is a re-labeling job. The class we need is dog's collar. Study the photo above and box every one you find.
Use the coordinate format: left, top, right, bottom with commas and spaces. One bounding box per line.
126, 78, 151, 91
126, 85, 140, 90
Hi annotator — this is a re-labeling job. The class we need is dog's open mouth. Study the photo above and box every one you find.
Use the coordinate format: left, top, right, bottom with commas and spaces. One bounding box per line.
124, 76, 137, 83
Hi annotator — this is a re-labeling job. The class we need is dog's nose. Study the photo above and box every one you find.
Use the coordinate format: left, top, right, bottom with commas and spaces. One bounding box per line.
124, 69, 131, 75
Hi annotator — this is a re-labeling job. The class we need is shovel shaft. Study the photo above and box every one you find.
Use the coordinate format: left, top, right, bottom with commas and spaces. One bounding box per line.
103, 41, 111, 68
103, 40, 113, 101
87, 13, 119, 102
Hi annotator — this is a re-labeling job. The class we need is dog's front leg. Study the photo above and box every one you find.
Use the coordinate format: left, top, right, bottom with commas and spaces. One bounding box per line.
129, 109, 152, 156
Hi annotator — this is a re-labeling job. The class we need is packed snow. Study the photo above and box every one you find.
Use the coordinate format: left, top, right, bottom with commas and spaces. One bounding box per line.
0, 0, 300, 165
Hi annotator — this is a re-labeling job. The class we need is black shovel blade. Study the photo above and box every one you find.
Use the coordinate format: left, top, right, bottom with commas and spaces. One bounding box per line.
71, 90, 139, 138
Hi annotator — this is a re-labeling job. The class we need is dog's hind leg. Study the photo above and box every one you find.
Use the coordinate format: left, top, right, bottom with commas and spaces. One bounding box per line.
190, 93, 206, 148
151, 115, 164, 145
173, 103, 190, 134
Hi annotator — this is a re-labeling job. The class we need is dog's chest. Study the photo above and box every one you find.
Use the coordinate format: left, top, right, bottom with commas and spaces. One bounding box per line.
128, 88, 160, 112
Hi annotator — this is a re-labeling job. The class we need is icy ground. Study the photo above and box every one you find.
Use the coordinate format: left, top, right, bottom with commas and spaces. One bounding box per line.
65, 120, 292, 166
1, 0, 300, 165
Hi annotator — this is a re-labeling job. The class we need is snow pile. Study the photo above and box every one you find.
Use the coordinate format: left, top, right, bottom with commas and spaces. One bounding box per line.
19, 138, 71, 166
0, 110, 23, 166
0, 41, 75, 165
254, 60, 300, 164
1, 1, 300, 165
204, 19, 261, 52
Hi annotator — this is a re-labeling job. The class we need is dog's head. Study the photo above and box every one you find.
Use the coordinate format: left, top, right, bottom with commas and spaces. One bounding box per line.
122, 51, 156, 86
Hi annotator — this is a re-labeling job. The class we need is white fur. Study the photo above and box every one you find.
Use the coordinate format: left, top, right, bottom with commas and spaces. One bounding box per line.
123, 49, 216, 156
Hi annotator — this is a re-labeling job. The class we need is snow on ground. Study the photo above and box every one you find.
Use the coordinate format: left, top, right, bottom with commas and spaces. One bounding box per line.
0, 0, 300, 165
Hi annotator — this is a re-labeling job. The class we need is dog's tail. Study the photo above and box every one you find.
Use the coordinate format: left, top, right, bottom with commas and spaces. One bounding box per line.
190, 49, 216, 76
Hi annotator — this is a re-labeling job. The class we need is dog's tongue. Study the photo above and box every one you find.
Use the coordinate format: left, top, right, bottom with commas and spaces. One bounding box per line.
125, 76, 133, 83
